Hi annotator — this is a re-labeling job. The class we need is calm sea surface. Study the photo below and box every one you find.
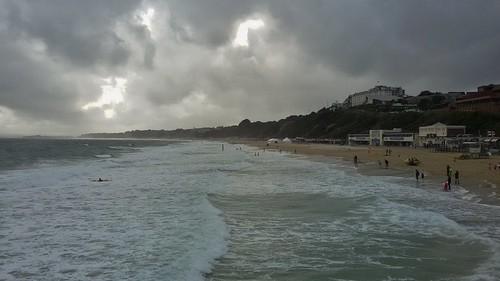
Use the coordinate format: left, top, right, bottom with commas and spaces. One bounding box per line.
1, 139, 500, 281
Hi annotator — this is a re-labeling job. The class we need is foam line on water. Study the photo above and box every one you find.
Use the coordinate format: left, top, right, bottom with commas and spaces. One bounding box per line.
0, 144, 231, 281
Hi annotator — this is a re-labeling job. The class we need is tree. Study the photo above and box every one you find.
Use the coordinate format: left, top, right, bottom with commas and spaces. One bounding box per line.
431, 95, 445, 105
238, 119, 251, 128
418, 99, 432, 111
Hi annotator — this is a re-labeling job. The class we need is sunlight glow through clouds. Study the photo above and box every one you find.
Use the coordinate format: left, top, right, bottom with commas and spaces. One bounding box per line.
139, 8, 155, 32
82, 77, 127, 119
232, 18, 265, 47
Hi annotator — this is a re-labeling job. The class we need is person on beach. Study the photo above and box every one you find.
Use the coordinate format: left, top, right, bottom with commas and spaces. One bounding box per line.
454, 170, 460, 184
385, 159, 389, 169
421, 171, 425, 180
443, 181, 449, 191
354, 155, 358, 166
416, 169, 420, 181
447, 175, 452, 191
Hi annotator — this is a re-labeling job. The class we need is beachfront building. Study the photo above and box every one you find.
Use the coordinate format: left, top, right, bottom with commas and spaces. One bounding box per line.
418, 122, 466, 146
370, 128, 415, 146
454, 84, 500, 112
348, 128, 415, 146
347, 134, 370, 145
382, 131, 416, 146
344, 85, 406, 107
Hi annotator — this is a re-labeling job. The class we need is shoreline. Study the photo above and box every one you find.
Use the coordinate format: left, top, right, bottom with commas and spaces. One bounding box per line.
231, 139, 500, 206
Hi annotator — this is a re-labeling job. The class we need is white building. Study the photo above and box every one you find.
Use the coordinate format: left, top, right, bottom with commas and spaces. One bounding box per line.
418, 122, 466, 145
348, 128, 415, 146
345, 85, 406, 107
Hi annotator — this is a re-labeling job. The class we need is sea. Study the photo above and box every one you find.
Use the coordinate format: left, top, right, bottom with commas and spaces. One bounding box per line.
1, 138, 500, 281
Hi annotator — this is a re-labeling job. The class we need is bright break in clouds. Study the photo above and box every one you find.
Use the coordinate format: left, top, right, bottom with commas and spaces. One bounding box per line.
0, 0, 499, 135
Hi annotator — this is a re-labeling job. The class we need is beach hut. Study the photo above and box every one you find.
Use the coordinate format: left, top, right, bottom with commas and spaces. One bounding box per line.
282, 137, 292, 143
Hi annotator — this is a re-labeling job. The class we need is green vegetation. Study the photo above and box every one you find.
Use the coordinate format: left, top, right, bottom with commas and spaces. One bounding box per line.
82, 109, 500, 139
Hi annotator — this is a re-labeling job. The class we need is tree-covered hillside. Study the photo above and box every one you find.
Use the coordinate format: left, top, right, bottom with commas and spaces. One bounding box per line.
82, 109, 500, 139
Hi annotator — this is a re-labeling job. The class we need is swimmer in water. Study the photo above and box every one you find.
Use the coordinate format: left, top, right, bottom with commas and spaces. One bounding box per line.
92, 177, 110, 182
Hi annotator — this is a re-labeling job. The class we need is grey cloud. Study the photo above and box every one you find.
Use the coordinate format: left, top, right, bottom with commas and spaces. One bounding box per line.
160, 0, 262, 46
0, 37, 85, 122
0, 0, 499, 135
265, 0, 500, 91
3, 0, 141, 71
126, 22, 157, 69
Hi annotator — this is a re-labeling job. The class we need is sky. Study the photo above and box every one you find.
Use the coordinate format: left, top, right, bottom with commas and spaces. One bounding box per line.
0, 0, 499, 136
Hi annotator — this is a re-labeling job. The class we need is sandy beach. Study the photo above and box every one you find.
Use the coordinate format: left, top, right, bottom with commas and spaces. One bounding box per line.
234, 140, 500, 205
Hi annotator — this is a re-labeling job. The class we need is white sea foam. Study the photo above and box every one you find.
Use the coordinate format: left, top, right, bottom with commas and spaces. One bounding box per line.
0, 143, 229, 281
2, 141, 500, 280
94, 154, 112, 158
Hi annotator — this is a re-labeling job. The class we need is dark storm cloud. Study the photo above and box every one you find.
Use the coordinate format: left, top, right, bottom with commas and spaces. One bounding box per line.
0, 0, 499, 134
164, 0, 500, 91
3, 0, 141, 70
265, 0, 500, 91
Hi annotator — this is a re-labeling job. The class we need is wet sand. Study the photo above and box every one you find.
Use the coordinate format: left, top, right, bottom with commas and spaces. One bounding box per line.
233, 140, 500, 205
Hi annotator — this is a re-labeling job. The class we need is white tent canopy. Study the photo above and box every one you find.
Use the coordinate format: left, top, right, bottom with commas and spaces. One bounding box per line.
267, 138, 280, 144
282, 137, 292, 143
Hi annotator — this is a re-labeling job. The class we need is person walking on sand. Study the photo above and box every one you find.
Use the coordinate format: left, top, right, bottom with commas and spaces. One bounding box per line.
415, 169, 420, 181
384, 159, 389, 169
354, 155, 358, 167
454, 170, 460, 185
421, 171, 425, 180
447, 175, 452, 191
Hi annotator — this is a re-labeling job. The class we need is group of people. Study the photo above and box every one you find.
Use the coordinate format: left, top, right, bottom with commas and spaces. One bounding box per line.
352, 152, 467, 193
488, 162, 500, 171
380, 159, 389, 168
353, 155, 389, 169
415, 169, 424, 181
443, 165, 459, 191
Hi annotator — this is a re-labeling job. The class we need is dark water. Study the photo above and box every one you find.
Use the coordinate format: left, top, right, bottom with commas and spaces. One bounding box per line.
0, 138, 177, 171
